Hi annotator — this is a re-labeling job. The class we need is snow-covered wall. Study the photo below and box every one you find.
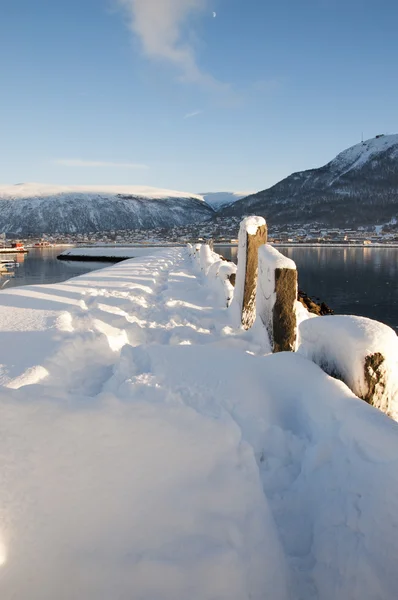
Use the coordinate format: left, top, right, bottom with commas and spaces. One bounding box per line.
298, 315, 398, 418
188, 244, 237, 306
257, 245, 298, 352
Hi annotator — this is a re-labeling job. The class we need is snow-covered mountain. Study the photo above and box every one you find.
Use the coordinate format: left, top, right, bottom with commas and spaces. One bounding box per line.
199, 191, 255, 211
221, 134, 398, 227
0, 183, 215, 235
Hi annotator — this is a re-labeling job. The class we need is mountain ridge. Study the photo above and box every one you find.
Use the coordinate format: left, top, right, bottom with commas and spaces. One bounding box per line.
221, 134, 398, 227
0, 183, 214, 235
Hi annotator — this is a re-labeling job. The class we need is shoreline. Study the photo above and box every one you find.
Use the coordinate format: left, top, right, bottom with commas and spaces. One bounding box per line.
57, 254, 127, 263
214, 242, 398, 248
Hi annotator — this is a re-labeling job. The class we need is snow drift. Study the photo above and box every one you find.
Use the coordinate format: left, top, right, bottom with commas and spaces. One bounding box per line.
0, 247, 398, 599
298, 314, 398, 419
189, 243, 237, 306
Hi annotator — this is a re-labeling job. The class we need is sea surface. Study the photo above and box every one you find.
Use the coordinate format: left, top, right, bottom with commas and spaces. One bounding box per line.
215, 245, 398, 331
1, 245, 397, 331
0, 247, 106, 289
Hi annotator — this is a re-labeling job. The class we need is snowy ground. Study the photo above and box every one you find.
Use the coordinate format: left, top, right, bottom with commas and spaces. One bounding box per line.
0, 247, 398, 600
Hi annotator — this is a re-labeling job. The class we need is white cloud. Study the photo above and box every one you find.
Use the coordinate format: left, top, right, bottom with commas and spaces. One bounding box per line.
117, 0, 218, 85
183, 109, 203, 119
54, 159, 149, 169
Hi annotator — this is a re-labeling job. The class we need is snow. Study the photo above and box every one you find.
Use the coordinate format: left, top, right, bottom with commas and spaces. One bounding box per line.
259, 243, 296, 272
0, 184, 213, 235
256, 245, 297, 349
0, 182, 205, 202
189, 243, 237, 306
0, 247, 398, 598
230, 219, 248, 320
298, 314, 398, 418
243, 215, 266, 235
199, 243, 216, 274
331, 134, 398, 175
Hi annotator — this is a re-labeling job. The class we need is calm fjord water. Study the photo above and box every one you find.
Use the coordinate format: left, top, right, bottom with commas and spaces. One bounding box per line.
0, 247, 105, 289
1, 246, 397, 332
216, 245, 398, 332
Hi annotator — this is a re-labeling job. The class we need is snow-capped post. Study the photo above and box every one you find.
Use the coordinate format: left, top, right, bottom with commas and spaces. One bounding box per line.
256, 245, 298, 352
234, 216, 267, 330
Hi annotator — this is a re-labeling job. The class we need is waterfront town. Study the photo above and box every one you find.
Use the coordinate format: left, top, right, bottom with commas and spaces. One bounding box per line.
2, 216, 398, 249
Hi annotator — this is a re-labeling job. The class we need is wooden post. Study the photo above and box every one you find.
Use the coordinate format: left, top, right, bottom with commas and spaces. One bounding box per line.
234, 217, 267, 330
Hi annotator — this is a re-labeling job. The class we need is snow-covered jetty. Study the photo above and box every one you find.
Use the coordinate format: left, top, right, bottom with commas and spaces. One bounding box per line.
192, 217, 398, 416
0, 220, 398, 600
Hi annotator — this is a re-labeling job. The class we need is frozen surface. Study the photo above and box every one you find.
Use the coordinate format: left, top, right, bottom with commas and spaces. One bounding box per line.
0, 248, 398, 599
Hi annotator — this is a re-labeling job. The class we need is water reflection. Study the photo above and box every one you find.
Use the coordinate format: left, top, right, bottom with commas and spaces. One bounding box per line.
215, 245, 398, 331
2, 246, 398, 331
0, 248, 106, 290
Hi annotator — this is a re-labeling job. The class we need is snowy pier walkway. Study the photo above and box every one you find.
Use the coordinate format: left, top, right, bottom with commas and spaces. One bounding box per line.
1, 247, 398, 600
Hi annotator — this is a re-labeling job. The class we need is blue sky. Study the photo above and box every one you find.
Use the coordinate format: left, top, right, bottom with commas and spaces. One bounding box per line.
0, 0, 397, 192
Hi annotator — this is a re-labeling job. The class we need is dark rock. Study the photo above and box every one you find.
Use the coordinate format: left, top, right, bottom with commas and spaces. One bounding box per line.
363, 352, 386, 405
298, 290, 334, 316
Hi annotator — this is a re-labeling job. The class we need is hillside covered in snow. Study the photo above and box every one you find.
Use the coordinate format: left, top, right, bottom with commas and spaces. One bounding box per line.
0, 183, 215, 235
221, 134, 398, 227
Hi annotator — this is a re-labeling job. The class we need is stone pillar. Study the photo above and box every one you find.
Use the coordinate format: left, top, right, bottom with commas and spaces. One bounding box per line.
273, 267, 298, 352
257, 245, 298, 352
234, 217, 267, 330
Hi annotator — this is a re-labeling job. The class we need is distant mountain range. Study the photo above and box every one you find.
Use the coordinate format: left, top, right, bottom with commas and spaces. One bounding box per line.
0, 184, 214, 235
221, 134, 398, 228
198, 192, 254, 211
1, 136, 397, 235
